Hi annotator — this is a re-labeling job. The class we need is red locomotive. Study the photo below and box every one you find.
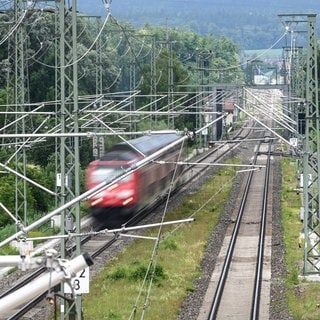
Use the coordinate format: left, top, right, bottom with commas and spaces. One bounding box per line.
85, 133, 185, 223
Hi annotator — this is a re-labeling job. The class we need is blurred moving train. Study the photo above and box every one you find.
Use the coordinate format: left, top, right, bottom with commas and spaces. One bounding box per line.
85, 133, 186, 223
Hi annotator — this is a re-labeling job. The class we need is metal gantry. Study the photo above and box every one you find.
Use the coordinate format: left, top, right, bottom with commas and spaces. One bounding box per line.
150, 35, 157, 128
13, 0, 28, 226
303, 14, 320, 275
280, 13, 320, 275
57, 0, 82, 317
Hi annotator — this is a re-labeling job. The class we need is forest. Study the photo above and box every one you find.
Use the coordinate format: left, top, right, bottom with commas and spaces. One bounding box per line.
0, 8, 244, 230
78, 0, 320, 50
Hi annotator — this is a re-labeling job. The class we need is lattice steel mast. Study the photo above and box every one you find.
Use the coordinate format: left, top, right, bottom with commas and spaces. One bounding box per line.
57, 0, 82, 317
280, 13, 320, 275
11, 1, 28, 225
303, 14, 320, 275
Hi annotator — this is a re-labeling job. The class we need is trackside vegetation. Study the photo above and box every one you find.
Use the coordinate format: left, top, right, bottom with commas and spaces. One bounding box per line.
0, 12, 243, 232
83, 161, 240, 319
281, 158, 320, 320
83, 157, 320, 319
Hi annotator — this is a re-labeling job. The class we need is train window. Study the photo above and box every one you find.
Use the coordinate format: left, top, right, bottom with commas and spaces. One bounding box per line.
160, 177, 166, 190
91, 166, 130, 183
119, 173, 133, 183
149, 182, 156, 196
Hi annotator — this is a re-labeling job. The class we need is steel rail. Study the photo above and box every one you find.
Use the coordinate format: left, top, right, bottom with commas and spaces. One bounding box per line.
250, 142, 272, 319
207, 141, 262, 320
3, 123, 252, 319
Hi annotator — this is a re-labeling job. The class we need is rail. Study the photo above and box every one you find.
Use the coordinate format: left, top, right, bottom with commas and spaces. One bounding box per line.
207, 140, 272, 319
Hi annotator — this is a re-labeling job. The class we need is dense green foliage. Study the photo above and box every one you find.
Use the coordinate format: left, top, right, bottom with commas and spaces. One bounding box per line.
281, 158, 320, 319
83, 161, 237, 318
0, 8, 242, 228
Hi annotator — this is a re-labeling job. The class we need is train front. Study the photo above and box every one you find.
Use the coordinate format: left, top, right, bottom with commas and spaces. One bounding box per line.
85, 150, 141, 221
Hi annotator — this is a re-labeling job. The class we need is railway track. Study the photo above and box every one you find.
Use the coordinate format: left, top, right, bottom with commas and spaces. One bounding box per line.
197, 139, 273, 320
0, 123, 255, 319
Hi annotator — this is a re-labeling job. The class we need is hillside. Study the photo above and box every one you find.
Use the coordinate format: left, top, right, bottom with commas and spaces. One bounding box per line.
77, 0, 320, 50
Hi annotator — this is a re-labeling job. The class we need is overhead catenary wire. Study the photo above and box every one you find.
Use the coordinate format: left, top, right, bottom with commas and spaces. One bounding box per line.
0, 126, 203, 248
0, 162, 57, 196
5, 115, 51, 164
23, 219, 195, 242
161, 175, 238, 241
127, 114, 229, 319
109, 14, 145, 72
0, 9, 27, 46
185, 30, 288, 75
0, 115, 227, 268
129, 134, 187, 320
234, 103, 295, 149
0, 104, 45, 133
0, 4, 296, 318
154, 160, 264, 170
244, 88, 298, 135
27, 9, 112, 70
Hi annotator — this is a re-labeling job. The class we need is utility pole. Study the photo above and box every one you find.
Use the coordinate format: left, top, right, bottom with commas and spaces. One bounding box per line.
13, 1, 28, 227
92, 15, 104, 158
167, 35, 174, 129
196, 50, 213, 148
303, 14, 320, 275
150, 35, 157, 128
196, 52, 204, 148
57, 0, 82, 318
129, 35, 137, 133
280, 14, 320, 276
159, 22, 175, 129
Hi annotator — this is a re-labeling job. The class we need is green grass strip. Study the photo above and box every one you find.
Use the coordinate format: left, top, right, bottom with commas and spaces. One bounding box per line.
281, 158, 320, 320
83, 162, 239, 319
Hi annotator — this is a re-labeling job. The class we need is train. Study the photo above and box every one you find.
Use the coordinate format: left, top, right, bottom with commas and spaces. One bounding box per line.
85, 133, 186, 224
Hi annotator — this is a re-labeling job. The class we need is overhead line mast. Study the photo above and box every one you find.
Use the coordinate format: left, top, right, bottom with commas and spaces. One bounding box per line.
279, 13, 320, 276
57, 0, 82, 317
303, 14, 320, 276
13, 0, 29, 228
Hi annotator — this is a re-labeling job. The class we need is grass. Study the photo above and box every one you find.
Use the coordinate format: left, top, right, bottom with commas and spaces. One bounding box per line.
83, 161, 239, 319
80, 156, 320, 319
0, 222, 59, 255
281, 158, 320, 320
